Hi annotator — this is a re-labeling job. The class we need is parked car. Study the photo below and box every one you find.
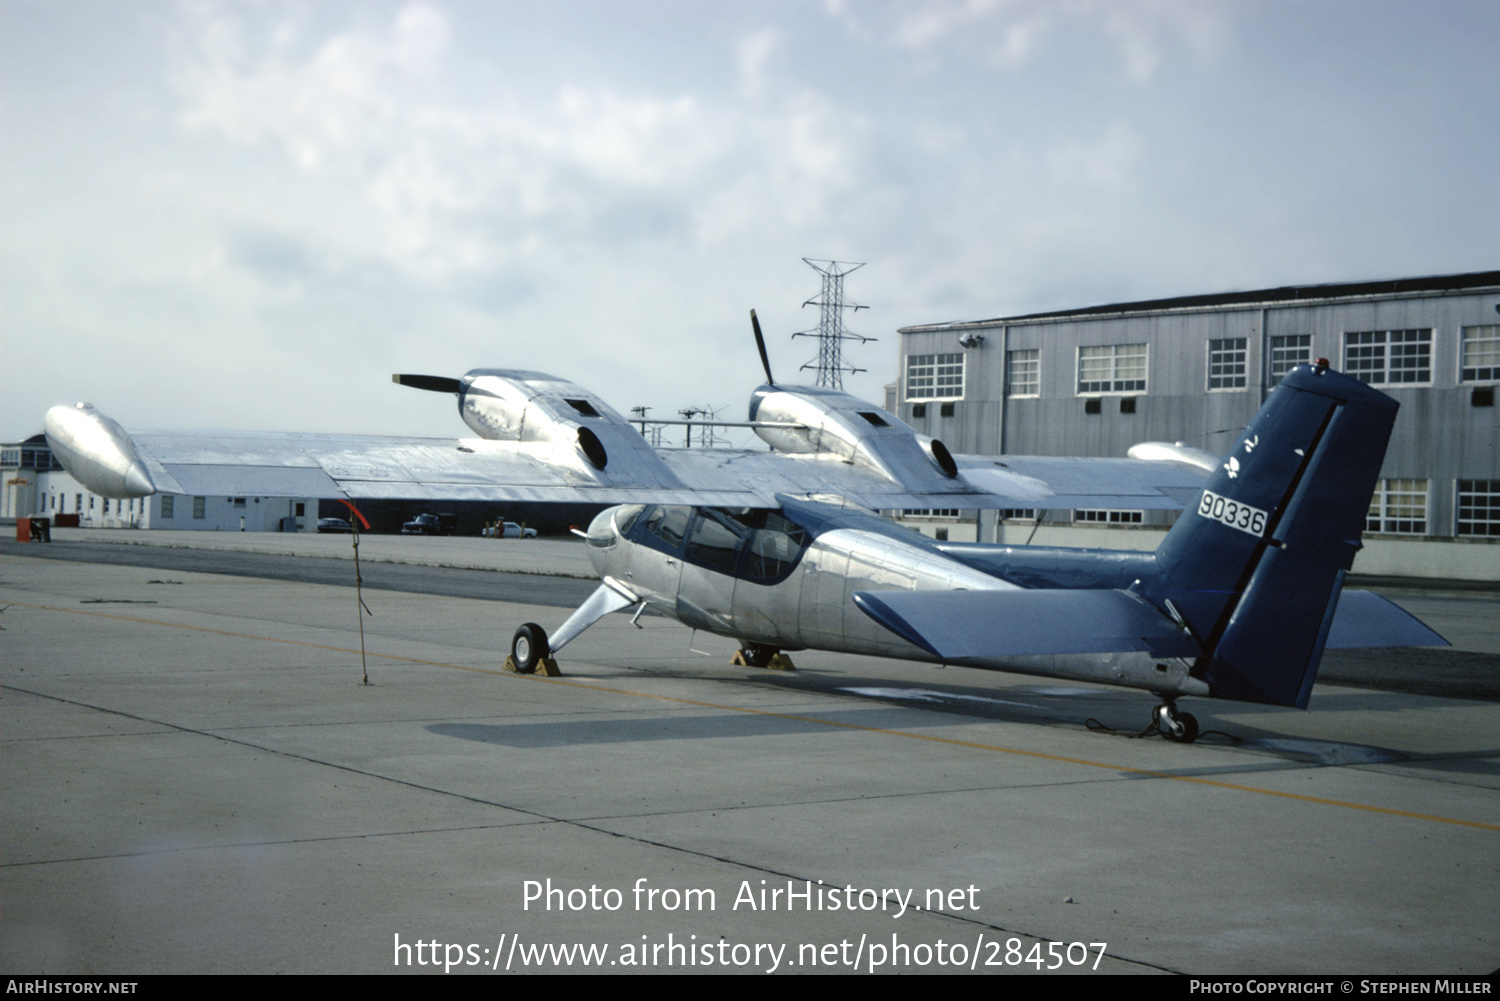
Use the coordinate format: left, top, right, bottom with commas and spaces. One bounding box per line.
401, 513, 452, 535
317, 517, 353, 534
484, 521, 537, 538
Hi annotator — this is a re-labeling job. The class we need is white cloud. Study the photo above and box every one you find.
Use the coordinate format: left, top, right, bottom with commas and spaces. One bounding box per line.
884, 0, 1227, 81
735, 28, 781, 101
892, 0, 1009, 51
173, 4, 869, 284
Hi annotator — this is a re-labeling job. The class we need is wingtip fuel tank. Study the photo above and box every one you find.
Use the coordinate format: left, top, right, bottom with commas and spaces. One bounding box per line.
44, 403, 155, 498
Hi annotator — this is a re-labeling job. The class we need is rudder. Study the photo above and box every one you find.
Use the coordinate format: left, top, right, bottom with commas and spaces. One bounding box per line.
1146, 364, 1398, 707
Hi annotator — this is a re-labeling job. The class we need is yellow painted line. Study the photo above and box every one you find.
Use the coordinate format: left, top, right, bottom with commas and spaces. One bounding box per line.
10, 600, 1499, 833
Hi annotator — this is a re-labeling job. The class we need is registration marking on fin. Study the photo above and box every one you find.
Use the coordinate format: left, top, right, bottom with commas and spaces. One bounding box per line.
1197, 489, 1268, 537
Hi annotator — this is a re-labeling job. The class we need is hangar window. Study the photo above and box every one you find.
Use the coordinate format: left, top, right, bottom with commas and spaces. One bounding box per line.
1074, 509, 1142, 524
1207, 338, 1248, 390
1077, 344, 1147, 395
1270, 335, 1312, 385
161, 495, 175, 519
906, 353, 964, 400
1366, 479, 1428, 534
1345, 330, 1432, 385
1457, 481, 1500, 537
193, 496, 206, 519
1461, 325, 1499, 383
1007, 349, 1039, 397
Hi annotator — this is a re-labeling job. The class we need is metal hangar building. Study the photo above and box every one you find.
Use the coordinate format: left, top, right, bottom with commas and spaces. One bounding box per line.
889, 270, 1499, 580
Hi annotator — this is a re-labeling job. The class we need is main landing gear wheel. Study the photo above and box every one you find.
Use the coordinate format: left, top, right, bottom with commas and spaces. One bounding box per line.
511, 623, 550, 675
1153, 703, 1200, 744
737, 642, 778, 668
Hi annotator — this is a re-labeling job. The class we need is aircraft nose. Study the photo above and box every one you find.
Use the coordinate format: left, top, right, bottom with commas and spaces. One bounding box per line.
584, 505, 631, 577
586, 507, 618, 547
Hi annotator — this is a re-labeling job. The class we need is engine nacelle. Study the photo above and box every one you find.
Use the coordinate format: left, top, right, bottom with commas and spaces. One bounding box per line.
457, 369, 658, 473
747, 384, 960, 487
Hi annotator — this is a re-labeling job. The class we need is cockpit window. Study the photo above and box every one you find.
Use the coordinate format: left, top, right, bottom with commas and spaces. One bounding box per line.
741, 510, 809, 582
613, 504, 646, 535
644, 505, 691, 548
686, 510, 746, 574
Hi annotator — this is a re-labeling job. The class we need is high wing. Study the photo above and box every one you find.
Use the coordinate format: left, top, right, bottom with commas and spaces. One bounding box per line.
114, 429, 759, 507
45, 417, 1208, 511
44, 367, 1208, 510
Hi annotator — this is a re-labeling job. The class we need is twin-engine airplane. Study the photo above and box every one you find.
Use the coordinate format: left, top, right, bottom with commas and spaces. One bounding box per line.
45, 317, 1444, 742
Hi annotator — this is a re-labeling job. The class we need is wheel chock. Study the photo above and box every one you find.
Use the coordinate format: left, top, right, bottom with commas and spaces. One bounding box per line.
730, 650, 795, 670
504, 655, 563, 677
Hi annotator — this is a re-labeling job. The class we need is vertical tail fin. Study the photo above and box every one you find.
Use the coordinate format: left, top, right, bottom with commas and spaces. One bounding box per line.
1145, 364, 1398, 707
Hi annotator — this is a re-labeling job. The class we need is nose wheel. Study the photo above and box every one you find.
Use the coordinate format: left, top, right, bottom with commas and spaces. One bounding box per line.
1153, 702, 1200, 743
508, 622, 560, 676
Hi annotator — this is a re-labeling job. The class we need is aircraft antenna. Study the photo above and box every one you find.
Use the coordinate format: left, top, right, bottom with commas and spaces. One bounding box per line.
793, 258, 872, 390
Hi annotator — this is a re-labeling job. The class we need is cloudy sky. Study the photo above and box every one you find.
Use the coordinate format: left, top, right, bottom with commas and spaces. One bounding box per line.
4, 0, 1497, 441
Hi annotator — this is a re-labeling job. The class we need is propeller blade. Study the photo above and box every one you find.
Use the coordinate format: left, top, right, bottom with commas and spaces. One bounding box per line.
750, 309, 775, 386
392, 374, 463, 393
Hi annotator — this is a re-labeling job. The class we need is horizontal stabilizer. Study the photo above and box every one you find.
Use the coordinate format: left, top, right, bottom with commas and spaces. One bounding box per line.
1325, 590, 1449, 649
851, 588, 1201, 661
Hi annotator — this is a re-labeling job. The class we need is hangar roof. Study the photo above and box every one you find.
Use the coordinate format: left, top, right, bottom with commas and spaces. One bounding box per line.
901, 269, 1500, 332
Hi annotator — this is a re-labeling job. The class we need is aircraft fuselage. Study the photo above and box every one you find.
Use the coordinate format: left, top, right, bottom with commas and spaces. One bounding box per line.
582, 497, 1210, 699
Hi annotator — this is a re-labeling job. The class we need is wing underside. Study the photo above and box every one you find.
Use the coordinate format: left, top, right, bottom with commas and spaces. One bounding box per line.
116, 429, 1206, 510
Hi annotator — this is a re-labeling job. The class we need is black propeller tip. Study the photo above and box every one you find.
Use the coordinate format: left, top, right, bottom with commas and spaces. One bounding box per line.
393, 374, 463, 394
750, 309, 775, 386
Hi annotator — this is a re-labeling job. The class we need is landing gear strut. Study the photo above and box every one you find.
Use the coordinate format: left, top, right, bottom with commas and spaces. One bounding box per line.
1153, 701, 1200, 743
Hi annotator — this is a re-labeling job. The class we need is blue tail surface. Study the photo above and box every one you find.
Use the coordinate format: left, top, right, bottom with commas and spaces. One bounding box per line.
1144, 363, 1398, 707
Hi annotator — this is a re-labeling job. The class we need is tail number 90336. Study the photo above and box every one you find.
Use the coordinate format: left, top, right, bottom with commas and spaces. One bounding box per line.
1197, 489, 1268, 538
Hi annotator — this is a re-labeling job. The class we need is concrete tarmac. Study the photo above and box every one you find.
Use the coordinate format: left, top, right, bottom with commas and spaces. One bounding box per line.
2, 536, 1497, 975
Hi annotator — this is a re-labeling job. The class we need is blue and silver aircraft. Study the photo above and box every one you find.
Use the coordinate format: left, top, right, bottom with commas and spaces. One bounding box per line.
511, 360, 1445, 742
44, 320, 1444, 742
